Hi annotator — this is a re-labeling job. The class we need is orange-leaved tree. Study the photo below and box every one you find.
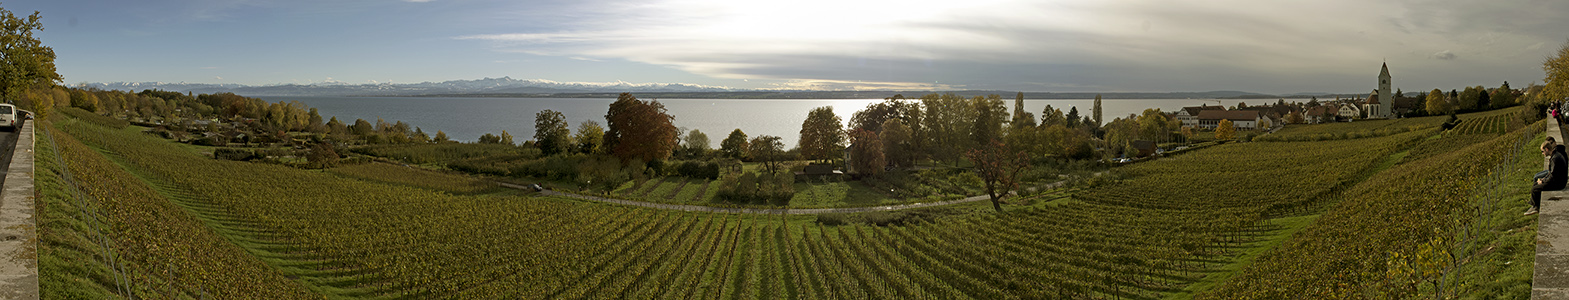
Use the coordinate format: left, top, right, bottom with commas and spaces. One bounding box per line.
604, 93, 677, 162
1215, 119, 1236, 140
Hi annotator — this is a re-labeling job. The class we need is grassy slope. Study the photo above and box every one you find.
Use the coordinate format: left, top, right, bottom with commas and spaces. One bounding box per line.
36, 120, 119, 299
40, 118, 319, 299
1196, 117, 1540, 299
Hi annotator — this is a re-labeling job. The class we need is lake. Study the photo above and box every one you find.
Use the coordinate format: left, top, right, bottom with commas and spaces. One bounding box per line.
263, 96, 1310, 148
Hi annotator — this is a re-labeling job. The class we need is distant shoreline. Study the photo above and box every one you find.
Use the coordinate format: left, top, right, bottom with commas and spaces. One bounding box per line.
362, 91, 1352, 100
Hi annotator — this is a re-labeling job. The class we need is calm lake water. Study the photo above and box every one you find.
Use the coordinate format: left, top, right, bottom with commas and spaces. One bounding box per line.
264, 96, 1307, 148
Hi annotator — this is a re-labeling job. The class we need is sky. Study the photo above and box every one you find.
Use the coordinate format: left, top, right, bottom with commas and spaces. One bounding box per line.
7, 0, 1568, 94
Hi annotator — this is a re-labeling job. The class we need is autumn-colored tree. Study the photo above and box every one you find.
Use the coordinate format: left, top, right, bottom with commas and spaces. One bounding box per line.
1286, 110, 1305, 124
881, 118, 912, 168
966, 139, 1028, 212
798, 106, 845, 162
720, 128, 749, 159
848, 129, 886, 176
604, 93, 678, 162
1215, 119, 1237, 140
575, 121, 605, 154
1136, 108, 1171, 143
1545, 40, 1569, 104
0, 7, 61, 104
500, 130, 515, 146
1425, 89, 1452, 115
748, 135, 785, 173
535, 109, 571, 155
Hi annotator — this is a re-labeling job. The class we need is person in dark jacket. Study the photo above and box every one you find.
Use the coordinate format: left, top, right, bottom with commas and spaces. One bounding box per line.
1539, 138, 1558, 181
1530, 143, 1569, 215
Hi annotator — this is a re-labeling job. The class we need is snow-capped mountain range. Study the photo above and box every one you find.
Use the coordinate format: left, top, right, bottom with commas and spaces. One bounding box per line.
79, 77, 742, 96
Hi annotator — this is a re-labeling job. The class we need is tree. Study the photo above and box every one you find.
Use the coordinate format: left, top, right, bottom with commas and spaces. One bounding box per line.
798, 106, 845, 162
0, 7, 60, 105
307, 108, 325, 133
1215, 119, 1236, 140
850, 98, 912, 132
434, 130, 450, 143
720, 129, 749, 159
920, 93, 969, 165
412, 127, 430, 143
1136, 108, 1171, 142
969, 95, 1008, 148
535, 109, 571, 155
307, 142, 340, 168
1011, 92, 1032, 127
1477, 85, 1491, 108
1458, 86, 1482, 111
1065, 106, 1081, 128
881, 118, 912, 168
1491, 81, 1514, 108
848, 129, 886, 176
478, 133, 501, 144
575, 121, 605, 154
683, 129, 710, 156
1093, 94, 1104, 128
1286, 110, 1305, 124
500, 130, 515, 146
604, 93, 678, 162
1426, 89, 1452, 115
748, 135, 785, 173
352, 118, 374, 136
966, 139, 1028, 212
1545, 40, 1569, 104
1040, 105, 1065, 127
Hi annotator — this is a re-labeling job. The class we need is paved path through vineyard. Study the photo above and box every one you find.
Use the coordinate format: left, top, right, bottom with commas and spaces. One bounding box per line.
503, 175, 1085, 215
0, 119, 36, 299
1536, 116, 1569, 299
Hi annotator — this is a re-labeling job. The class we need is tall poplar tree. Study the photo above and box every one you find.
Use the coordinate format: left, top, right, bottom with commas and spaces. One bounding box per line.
1093, 94, 1104, 128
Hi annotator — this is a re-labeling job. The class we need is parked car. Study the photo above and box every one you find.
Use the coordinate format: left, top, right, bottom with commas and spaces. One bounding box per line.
529, 184, 544, 191
0, 104, 17, 131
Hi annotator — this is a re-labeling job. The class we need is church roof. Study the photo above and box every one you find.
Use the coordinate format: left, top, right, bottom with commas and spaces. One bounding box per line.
1366, 89, 1380, 105
1380, 62, 1390, 77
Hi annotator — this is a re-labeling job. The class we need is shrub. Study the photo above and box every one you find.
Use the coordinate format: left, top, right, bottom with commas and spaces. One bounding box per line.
214, 148, 257, 161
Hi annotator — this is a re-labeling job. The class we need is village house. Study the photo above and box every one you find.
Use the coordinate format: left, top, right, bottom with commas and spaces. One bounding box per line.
1196, 110, 1266, 130
1175, 105, 1223, 127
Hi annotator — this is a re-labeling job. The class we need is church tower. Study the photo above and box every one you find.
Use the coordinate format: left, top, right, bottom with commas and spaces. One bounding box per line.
1377, 63, 1392, 118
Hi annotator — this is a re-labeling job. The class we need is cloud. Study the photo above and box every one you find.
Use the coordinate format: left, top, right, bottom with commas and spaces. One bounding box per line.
215, 76, 224, 80
461, 0, 1569, 92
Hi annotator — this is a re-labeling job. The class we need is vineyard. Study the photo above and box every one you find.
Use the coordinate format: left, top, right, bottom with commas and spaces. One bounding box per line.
1199, 120, 1543, 299
327, 162, 502, 195
40, 107, 1539, 299
1445, 109, 1523, 136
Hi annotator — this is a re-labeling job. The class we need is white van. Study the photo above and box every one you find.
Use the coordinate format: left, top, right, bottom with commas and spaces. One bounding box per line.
0, 104, 16, 131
